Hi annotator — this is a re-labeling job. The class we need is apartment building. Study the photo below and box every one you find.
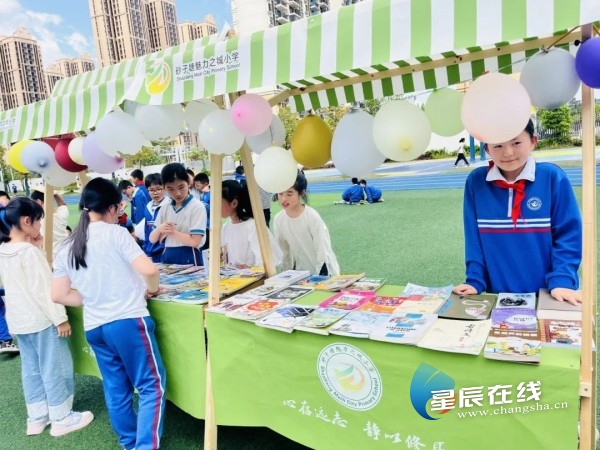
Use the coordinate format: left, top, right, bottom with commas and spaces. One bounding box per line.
178, 15, 218, 43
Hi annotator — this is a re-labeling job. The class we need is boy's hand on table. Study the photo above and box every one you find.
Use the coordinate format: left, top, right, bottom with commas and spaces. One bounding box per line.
550, 288, 582, 306
452, 284, 477, 295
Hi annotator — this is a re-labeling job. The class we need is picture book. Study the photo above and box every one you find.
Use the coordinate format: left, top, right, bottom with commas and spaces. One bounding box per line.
319, 290, 375, 310
160, 273, 203, 287
205, 275, 262, 297
205, 294, 259, 314
329, 310, 392, 338
266, 286, 315, 302
483, 328, 542, 364
152, 288, 209, 305
157, 264, 193, 275
293, 308, 349, 335
294, 275, 331, 288
436, 294, 495, 320
495, 292, 537, 309
245, 283, 286, 297
417, 319, 492, 356
537, 288, 582, 321
264, 270, 311, 286
255, 304, 317, 333
490, 308, 538, 330
175, 266, 207, 276
314, 273, 366, 291
392, 299, 444, 314
346, 277, 387, 292
400, 283, 453, 302
177, 277, 211, 290
227, 298, 289, 321
540, 319, 582, 347
369, 313, 438, 345
358, 296, 406, 314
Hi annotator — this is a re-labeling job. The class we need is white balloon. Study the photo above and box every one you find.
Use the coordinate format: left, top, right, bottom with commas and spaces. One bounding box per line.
254, 146, 298, 193
134, 104, 185, 141
520, 48, 580, 109
43, 165, 78, 188
68, 137, 86, 165
246, 114, 286, 154
20, 141, 57, 173
95, 109, 146, 156
123, 100, 139, 116
198, 109, 244, 155
372, 101, 432, 162
331, 110, 385, 177
184, 99, 219, 132
462, 73, 531, 144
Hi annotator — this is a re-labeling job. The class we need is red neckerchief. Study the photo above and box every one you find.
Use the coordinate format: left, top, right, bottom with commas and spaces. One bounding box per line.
488, 161, 526, 226
118, 212, 128, 226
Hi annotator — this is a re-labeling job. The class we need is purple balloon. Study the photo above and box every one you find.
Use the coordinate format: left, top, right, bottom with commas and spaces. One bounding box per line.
82, 132, 124, 174
575, 37, 600, 88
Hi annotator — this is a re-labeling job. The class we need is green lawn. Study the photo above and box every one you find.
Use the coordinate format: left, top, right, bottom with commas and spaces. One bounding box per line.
1, 186, 598, 449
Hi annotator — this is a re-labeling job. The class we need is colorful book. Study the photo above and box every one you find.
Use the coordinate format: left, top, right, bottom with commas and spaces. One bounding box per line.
495, 292, 537, 309
540, 319, 582, 347
436, 294, 495, 320
160, 273, 203, 287
227, 298, 289, 321
329, 310, 392, 338
400, 283, 453, 302
417, 319, 492, 356
245, 283, 286, 297
152, 288, 208, 305
293, 308, 349, 335
483, 328, 542, 364
392, 299, 444, 314
369, 313, 438, 345
358, 296, 406, 314
206, 275, 262, 297
255, 304, 317, 333
157, 264, 193, 275
490, 308, 538, 330
314, 273, 366, 291
294, 275, 331, 288
266, 286, 315, 302
205, 294, 259, 314
346, 277, 387, 292
319, 290, 375, 310
537, 288, 582, 321
264, 270, 311, 286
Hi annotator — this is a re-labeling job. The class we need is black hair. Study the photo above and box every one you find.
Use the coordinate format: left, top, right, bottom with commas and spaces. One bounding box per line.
524, 119, 535, 139
351, 177, 358, 184
144, 173, 163, 188
30, 190, 44, 203
289, 171, 309, 202
130, 169, 144, 181
0, 197, 44, 244
359, 179, 367, 185
459, 137, 466, 143
66, 225, 72, 232
222, 179, 253, 221
235, 165, 245, 175
66, 177, 121, 270
186, 168, 195, 178
161, 163, 189, 184
117, 180, 133, 192
0, 191, 10, 200
194, 173, 209, 184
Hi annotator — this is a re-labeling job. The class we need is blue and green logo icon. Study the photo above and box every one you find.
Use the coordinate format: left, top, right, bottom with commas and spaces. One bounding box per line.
410, 363, 455, 420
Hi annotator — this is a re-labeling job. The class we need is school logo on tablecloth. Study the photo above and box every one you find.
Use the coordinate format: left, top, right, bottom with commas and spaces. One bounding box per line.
317, 343, 382, 411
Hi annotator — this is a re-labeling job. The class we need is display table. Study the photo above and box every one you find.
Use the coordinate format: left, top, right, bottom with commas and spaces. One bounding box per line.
205, 286, 580, 450
67, 301, 206, 419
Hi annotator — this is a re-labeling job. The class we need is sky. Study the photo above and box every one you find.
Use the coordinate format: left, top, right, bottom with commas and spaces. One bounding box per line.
0, 0, 232, 66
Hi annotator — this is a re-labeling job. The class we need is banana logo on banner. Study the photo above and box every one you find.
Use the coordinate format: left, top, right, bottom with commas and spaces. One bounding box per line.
145, 59, 171, 95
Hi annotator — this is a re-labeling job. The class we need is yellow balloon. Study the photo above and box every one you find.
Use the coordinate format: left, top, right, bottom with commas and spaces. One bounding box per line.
291, 115, 332, 168
7, 140, 32, 174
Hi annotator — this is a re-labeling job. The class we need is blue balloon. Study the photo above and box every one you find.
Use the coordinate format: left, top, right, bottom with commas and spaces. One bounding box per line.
575, 37, 600, 88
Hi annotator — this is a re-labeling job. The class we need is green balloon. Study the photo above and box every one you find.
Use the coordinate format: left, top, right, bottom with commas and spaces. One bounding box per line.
424, 88, 465, 137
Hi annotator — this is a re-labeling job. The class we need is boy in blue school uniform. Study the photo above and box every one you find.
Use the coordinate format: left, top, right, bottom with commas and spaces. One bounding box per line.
194, 173, 211, 250
359, 179, 384, 203
143, 173, 170, 262
130, 169, 151, 225
336, 178, 364, 205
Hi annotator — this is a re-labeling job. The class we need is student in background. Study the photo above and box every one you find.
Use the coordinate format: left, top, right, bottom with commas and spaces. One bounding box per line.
454, 137, 470, 167
221, 180, 282, 267
149, 163, 207, 265
143, 173, 170, 262
336, 178, 364, 205
130, 169, 151, 225
0, 191, 10, 207
187, 168, 202, 201
453, 120, 582, 305
359, 179, 384, 203
259, 186, 272, 228
234, 165, 246, 183
194, 173, 211, 250
30, 190, 70, 257
274, 171, 340, 276
52, 178, 164, 449
0, 197, 93, 436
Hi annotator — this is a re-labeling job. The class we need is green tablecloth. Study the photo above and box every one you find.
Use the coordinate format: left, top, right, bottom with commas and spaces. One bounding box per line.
67, 300, 206, 419
205, 286, 580, 450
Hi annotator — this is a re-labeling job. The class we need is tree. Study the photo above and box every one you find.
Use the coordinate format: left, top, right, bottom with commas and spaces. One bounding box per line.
278, 106, 300, 149
319, 105, 349, 132
537, 105, 572, 143
187, 146, 208, 162
123, 146, 166, 168
362, 99, 383, 116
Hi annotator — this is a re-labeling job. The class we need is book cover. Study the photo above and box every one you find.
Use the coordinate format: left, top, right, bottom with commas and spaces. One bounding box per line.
346, 277, 387, 292
175, 266, 207, 276
537, 288, 582, 321
329, 310, 392, 338
495, 292, 537, 309
483, 328, 542, 364
255, 304, 316, 333
490, 308, 538, 330
245, 283, 286, 297
293, 308, 349, 335
319, 290, 376, 310
266, 286, 315, 302
264, 270, 311, 286
358, 296, 406, 314
540, 319, 582, 347
417, 319, 492, 355
160, 273, 203, 287
227, 298, 289, 321
400, 283, 453, 302
436, 294, 495, 320
369, 313, 438, 345
209, 275, 262, 296
205, 294, 259, 314
152, 288, 208, 305
314, 273, 366, 291
158, 264, 193, 275
392, 299, 444, 314
294, 275, 331, 288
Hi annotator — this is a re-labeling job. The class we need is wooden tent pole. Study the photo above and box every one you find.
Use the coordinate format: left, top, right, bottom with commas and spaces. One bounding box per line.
42, 183, 54, 263
578, 23, 597, 450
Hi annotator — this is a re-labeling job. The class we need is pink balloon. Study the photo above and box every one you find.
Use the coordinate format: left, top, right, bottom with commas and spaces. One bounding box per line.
230, 94, 273, 136
82, 132, 124, 174
55, 139, 87, 172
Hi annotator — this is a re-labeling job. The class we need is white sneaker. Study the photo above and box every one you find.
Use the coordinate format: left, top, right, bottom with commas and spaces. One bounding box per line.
27, 417, 50, 436
50, 411, 94, 437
